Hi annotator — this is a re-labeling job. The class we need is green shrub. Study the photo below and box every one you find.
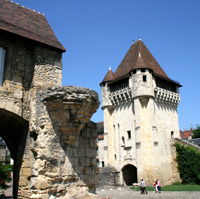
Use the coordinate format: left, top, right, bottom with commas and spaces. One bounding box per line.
192, 125, 200, 139
3, 164, 13, 172
0, 163, 11, 187
175, 142, 200, 184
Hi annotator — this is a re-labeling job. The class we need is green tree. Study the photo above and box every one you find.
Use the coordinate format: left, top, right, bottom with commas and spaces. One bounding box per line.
175, 142, 200, 184
192, 125, 200, 139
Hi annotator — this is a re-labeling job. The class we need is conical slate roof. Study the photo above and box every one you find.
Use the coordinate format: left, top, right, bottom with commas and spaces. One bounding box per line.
114, 39, 168, 79
101, 67, 115, 83
101, 39, 180, 85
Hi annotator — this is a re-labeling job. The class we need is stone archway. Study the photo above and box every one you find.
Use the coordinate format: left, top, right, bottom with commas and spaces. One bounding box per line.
122, 164, 137, 185
0, 108, 28, 198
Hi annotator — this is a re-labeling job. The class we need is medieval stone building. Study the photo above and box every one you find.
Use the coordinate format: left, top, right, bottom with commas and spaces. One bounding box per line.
100, 39, 181, 186
0, 0, 99, 198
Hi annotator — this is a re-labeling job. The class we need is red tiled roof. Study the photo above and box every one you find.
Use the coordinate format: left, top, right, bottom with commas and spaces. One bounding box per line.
180, 128, 193, 139
98, 134, 104, 140
101, 40, 180, 85
0, 0, 66, 52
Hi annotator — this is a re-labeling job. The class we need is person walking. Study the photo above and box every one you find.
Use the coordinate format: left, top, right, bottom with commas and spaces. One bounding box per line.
153, 180, 158, 193
140, 178, 148, 194
157, 179, 161, 193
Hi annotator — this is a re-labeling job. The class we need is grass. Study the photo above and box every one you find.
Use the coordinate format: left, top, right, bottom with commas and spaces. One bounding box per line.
131, 184, 200, 191
161, 184, 200, 191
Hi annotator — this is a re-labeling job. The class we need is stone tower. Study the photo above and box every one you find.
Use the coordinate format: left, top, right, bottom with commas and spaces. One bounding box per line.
100, 39, 181, 186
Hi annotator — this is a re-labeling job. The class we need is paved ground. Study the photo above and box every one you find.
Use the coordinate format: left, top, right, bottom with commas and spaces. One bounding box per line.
96, 187, 200, 199
1, 182, 200, 199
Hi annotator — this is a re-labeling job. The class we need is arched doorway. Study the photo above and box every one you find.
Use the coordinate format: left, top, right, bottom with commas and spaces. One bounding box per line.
122, 164, 137, 185
0, 108, 28, 198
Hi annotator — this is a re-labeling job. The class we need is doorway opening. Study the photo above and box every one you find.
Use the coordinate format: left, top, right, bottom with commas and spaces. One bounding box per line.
122, 164, 137, 185
0, 108, 28, 198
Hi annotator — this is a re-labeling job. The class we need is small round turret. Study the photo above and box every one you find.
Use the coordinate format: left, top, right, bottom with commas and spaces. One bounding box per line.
130, 68, 154, 98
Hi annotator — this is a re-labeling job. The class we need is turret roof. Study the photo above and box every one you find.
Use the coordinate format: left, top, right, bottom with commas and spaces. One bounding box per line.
101, 67, 115, 83
0, 0, 66, 52
101, 39, 180, 85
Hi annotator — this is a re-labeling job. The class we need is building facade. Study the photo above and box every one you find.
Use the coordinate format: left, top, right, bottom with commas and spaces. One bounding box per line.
100, 39, 181, 186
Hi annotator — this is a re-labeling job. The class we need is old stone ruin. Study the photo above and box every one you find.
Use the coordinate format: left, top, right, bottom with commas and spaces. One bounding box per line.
0, 0, 99, 198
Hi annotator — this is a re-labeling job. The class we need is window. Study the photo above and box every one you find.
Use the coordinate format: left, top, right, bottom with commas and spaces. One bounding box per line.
127, 131, 131, 139
102, 161, 104, 167
171, 131, 174, 139
0, 47, 6, 86
143, 75, 147, 82
122, 136, 125, 144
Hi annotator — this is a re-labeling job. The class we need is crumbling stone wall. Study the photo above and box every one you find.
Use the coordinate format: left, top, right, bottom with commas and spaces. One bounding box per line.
0, 31, 100, 198
18, 86, 99, 199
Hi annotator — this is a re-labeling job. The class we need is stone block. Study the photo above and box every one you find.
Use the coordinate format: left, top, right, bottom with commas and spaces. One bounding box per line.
86, 149, 96, 158
0, 101, 6, 109
85, 158, 90, 166
90, 158, 96, 166
14, 89, 23, 98
21, 167, 32, 176
18, 176, 29, 187
5, 101, 13, 112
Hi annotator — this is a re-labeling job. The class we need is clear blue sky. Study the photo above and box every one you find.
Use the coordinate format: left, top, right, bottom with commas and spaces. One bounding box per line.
12, 0, 200, 130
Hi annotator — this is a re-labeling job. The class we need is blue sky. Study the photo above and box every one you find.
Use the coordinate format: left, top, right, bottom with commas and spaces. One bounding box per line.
12, 0, 200, 130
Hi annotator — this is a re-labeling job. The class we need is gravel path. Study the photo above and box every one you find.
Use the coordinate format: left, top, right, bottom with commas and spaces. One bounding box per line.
96, 187, 200, 199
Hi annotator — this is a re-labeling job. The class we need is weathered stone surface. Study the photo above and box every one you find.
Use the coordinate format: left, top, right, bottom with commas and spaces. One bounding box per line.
100, 54, 181, 186
0, 29, 99, 199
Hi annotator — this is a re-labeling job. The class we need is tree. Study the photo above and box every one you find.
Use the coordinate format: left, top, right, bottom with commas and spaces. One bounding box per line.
192, 125, 200, 139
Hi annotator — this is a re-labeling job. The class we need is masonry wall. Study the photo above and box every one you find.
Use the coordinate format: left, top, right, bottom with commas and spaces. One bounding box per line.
0, 31, 99, 199
98, 167, 120, 187
0, 31, 62, 121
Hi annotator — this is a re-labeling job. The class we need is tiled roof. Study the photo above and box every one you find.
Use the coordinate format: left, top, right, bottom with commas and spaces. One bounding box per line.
96, 121, 104, 134
101, 68, 115, 84
0, 0, 65, 52
101, 40, 179, 85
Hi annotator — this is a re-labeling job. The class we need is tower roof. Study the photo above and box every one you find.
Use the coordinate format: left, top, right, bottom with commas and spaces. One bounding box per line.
101, 39, 180, 85
0, 0, 66, 52
101, 67, 115, 84
114, 39, 168, 79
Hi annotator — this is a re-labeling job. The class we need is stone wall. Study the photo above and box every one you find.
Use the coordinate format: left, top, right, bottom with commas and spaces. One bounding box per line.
98, 166, 120, 187
0, 31, 100, 198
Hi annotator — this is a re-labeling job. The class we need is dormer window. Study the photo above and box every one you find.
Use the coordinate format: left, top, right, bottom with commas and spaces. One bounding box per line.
0, 47, 6, 86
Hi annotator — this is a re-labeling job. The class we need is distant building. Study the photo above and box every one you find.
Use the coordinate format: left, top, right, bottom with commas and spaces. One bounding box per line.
179, 128, 193, 139
96, 122, 104, 167
0, 139, 10, 164
100, 39, 181, 186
